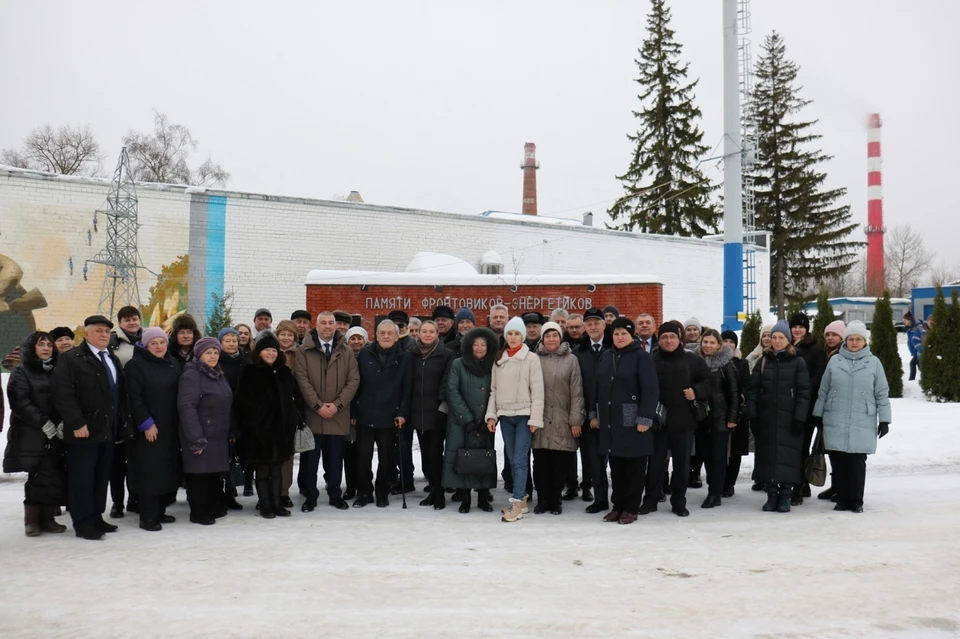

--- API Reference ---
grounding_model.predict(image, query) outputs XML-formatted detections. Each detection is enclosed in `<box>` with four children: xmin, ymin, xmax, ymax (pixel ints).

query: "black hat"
<box><xmin>84</xmin><ymin>315</ymin><xmax>114</xmax><ymax>329</ymax></box>
<box><xmin>789</xmin><ymin>312</ymin><xmax>810</xmax><ymax>331</ymax></box>
<box><xmin>290</xmin><ymin>310</ymin><xmax>312</xmax><ymax>322</ymax></box>
<box><xmin>254</xmin><ymin>308</ymin><xmax>272</xmax><ymax>321</ymax></box>
<box><xmin>720</xmin><ymin>330</ymin><xmax>739</xmax><ymax>347</ymax></box>
<box><xmin>432</xmin><ymin>305</ymin><xmax>455</xmax><ymax>321</ymax></box>
<box><xmin>333</xmin><ymin>310</ymin><xmax>353</xmax><ymax>324</ymax></box>
<box><xmin>522</xmin><ymin>312</ymin><xmax>544</xmax><ymax>326</ymax></box>
<box><xmin>602</xmin><ymin>305</ymin><xmax>620</xmax><ymax>317</ymax></box>
<box><xmin>254</xmin><ymin>330</ymin><xmax>281</xmax><ymax>354</ymax></box>
<box><xmin>610</xmin><ymin>316</ymin><xmax>635</xmax><ymax>335</ymax></box>
<box><xmin>50</xmin><ymin>326</ymin><xmax>75</xmax><ymax>342</ymax></box>
<box><xmin>658</xmin><ymin>322</ymin><xmax>681</xmax><ymax>338</ymax></box>
<box><xmin>583</xmin><ymin>308</ymin><xmax>605</xmax><ymax>322</ymax></box>
<box><xmin>388</xmin><ymin>310</ymin><xmax>409</xmax><ymax>324</ymax></box>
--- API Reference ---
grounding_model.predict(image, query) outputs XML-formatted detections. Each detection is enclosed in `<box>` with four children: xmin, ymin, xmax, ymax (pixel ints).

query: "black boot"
<box><xmin>762</xmin><ymin>486</ymin><xmax>778</xmax><ymax>512</ymax></box>
<box><xmin>224</xmin><ymin>485</ymin><xmax>243</xmax><ymax>510</ymax></box>
<box><xmin>24</xmin><ymin>504</ymin><xmax>42</xmax><ymax>537</ymax></box>
<box><xmin>434</xmin><ymin>491</ymin><xmax>446</xmax><ymax>511</ymax></box>
<box><xmin>272</xmin><ymin>477</ymin><xmax>291</xmax><ymax>517</ymax></box>
<box><xmin>243</xmin><ymin>471</ymin><xmax>255</xmax><ymax>497</ymax></box>
<box><xmin>451</xmin><ymin>489</ymin><xmax>465</xmax><ymax>502</ymax></box>
<box><xmin>777</xmin><ymin>485</ymin><xmax>793</xmax><ymax>513</ymax></box>
<box><xmin>751</xmin><ymin>480</ymin><xmax>765</xmax><ymax>492</ymax></box>
<box><xmin>818</xmin><ymin>485</ymin><xmax>837</xmax><ymax>500</ymax></box>
<box><xmin>256</xmin><ymin>478</ymin><xmax>276</xmax><ymax>519</ymax></box>
<box><xmin>477</xmin><ymin>490</ymin><xmax>493</xmax><ymax>512</ymax></box>
<box><xmin>790</xmin><ymin>484</ymin><xmax>803</xmax><ymax>506</ymax></box>
<box><xmin>459</xmin><ymin>490</ymin><xmax>471</xmax><ymax>513</ymax></box>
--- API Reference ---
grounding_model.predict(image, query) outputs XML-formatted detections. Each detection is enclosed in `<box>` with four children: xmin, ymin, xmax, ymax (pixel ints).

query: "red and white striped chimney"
<box><xmin>865</xmin><ymin>113</ymin><xmax>885</xmax><ymax>296</ymax></box>
<box><xmin>520</xmin><ymin>142</ymin><xmax>539</xmax><ymax>216</ymax></box>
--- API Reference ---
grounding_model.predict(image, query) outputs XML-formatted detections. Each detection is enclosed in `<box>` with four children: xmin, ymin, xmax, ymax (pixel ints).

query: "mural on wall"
<box><xmin>145</xmin><ymin>254</ymin><xmax>189</xmax><ymax>331</ymax></box>
<box><xmin>0</xmin><ymin>253</ymin><xmax>49</xmax><ymax>366</ymax></box>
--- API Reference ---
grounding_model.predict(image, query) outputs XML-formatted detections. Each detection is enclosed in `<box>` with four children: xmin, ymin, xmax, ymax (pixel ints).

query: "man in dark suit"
<box><xmin>575</xmin><ymin>307</ymin><xmax>613</xmax><ymax>512</ymax></box>
<box><xmin>52</xmin><ymin>315</ymin><xmax>130</xmax><ymax>540</ymax></box>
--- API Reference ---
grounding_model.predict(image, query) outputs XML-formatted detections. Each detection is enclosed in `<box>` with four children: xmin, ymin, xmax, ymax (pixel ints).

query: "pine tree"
<box><xmin>918</xmin><ymin>287</ymin><xmax>960</xmax><ymax>401</ymax></box>
<box><xmin>607</xmin><ymin>0</ymin><xmax>718</xmax><ymax>237</ymax></box>
<box><xmin>945</xmin><ymin>290</ymin><xmax>960</xmax><ymax>400</ymax></box>
<box><xmin>204</xmin><ymin>290</ymin><xmax>234</xmax><ymax>337</ymax></box>
<box><xmin>870</xmin><ymin>291</ymin><xmax>903</xmax><ymax>398</ymax></box>
<box><xmin>786</xmin><ymin>298</ymin><xmax>804</xmax><ymax>321</ymax></box>
<box><xmin>811</xmin><ymin>286</ymin><xmax>835</xmax><ymax>348</ymax></box>
<box><xmin>740</xmin><ymin>309</ymin><xmax>762</xmax><ymax>357</ymax></box>
<box><xmin>747</xmin><ymin>32</ymin><xmax>862</xmax><ymax>318</ymax></box>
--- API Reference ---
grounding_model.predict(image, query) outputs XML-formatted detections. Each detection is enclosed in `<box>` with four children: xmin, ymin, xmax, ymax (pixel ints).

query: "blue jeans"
<box><xmin>500</xmin><ymin>416</ymin><xmax>532</xmax><ymax>501</ymax></box>
<box><xmin>297</xmin><ymin>434</ymin><xmax>344</xmax><ymax>502</ymax></box>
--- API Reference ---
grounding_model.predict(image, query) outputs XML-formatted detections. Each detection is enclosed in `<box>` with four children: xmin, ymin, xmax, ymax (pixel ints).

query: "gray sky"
<box><xmin>2</xmin><ymin>1</ymin><xmax>958</xmax><ymax>269</ymax></box>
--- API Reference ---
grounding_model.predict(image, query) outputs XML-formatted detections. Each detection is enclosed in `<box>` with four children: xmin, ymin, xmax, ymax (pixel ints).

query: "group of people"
<box><xmin>1</xmin><ymin>300</ymin><xmax>893</xmax><ymax>538</ymax></box>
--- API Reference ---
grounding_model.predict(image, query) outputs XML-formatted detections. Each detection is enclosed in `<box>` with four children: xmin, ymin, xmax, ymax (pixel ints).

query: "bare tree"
<box><xmin>884</xmin><ymin>224</ymin><xmax>934</xmax><ymax>297</ymax></box>
<box><xmin>123</xmin><ymin>111</ymin><xmax>230</xmax><ymax>187</ymax></box>
<box><xmin>929</xmin><ymin>259</ymin><xmax>960</xmax><ymax>287</ymax></box>
<box><xmin>1</xmin><ymin>124</ymin><xmax>103</xmax><ymax>175</ymax></box>
<box><xmin>827</xmin><ymin>251</ymin><xmax>868</xmax><ymax>297</ymax></box>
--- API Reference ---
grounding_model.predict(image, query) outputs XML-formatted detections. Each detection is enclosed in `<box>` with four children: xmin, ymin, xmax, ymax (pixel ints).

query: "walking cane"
<box><xmin>395</xmin><ymin>418</ymin><xmax>408</xmax><ymax>509</ymax></box>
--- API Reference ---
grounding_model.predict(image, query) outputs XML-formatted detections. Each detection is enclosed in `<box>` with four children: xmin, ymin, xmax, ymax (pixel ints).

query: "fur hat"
<box><xmin>275</xmin><ymin>319</ymin><xmax>298</xmax><ymax>339</ymax></box>
<box><xmin>522</xmin><ymin>312</ymin><xmax>544</xmax><ymax>326</ymax></box>
<box><xmin>49</xmin><ymin>326</ymin><xmax>75</xmax><ymax>342</ymax></box>
<box><xmin>193</xmin><ymin>337</ymin><xmax>222</xmax><ymax>358</ymax></box>
<box><xmin>611</xmin><ymin>316</ymin><xmax>635</xmax><ymax>335</ymax></box>
<box><xmin>290</xmin><ymin>309</ymin><xmax>311</xmax><ymax>322</ymax></box>
<box><xmin>505</xmin><ymin>317</ymin><xmax>526</xmax><ymax>336</ymax></box>
<box><xmin>789</xmin><ymin>312</ymin><xmax>810</xmax><ymax>331</ymax></box>
<box><xmin>824</xmin><ymin>320</ymin><xmax>846</xmax><ymax>338</ymax></box>
<box><xmin>254</xmin><ymin>330</ymin><xmax>281</xmax><ymax>354</ymax></box>
<box><xmin>333</xmin><ymin>310</ymin><xmax>353</xmax><ymax>324</ymax></box>
<box><xmin>388</xmin><ymin>310</ymin><xmax>409</xmax><ymax>324</ymax></box>
<box><xmin>432</xmin><ymin>305</ymin><xmax>455</xmax><ymax>321</ymax></box>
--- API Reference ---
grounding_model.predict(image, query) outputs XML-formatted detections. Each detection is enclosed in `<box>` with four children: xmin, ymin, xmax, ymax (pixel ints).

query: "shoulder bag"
<box><xmin>454</xmin><ymin>448</ymin><xmax>497</xmax><ymax>477</ymax></box>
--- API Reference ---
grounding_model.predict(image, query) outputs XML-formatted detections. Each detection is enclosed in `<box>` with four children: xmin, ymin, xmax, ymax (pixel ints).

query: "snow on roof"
<box><xmin>479</xmin><ymin>210</ymin><xmax>584</xmax><ymax>227</ymax></box>
<box><xmin>305</xmin><ymin>269</ymin><xmax>661</xmax><ymax>286</ymax></box>
<box><xmin>481</xmin><ymin>250</ymin><xmax>503</xmax><ymax>265</ymax></box>
<box><xmin>404</xmin><ymin>252</ymin><xmax>477</xmax><ymax>276</ymax></box>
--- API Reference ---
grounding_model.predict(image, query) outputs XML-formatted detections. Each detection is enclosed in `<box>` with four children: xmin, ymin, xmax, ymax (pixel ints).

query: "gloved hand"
<box><xmin>464</xmin><ymin>420</ymin><xmax>477</xmax><ymax>434</ymax></box>
<box><xmin>793</xmin><ymin>420</ymin><xmax>806</xmax><ymax>436</ymax></box>
<box><xmin>878</xmin><ymin>422</ymin><xmax>889</xmax><ymax>439</ymax></box>
<box><xmin>812</xmin><ymin>415</ymin><xmax>823</xmax><ymax>428</ymax></box>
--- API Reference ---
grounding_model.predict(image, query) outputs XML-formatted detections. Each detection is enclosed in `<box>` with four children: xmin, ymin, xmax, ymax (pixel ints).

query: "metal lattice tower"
<box><xmin>86</xmin><ymin>148</ymin><xmax>146</xmax><ymax>317</ymax></box>
<box><xmin>738</xmin><ymin>0</ymin><xmax>758</xmax><ymax>313</ymax></box>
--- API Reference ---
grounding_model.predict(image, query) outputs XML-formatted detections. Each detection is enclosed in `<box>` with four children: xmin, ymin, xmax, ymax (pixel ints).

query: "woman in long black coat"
<box><xmin>409</xmin><ymin>320</ymin><xmax>455</xmax><ymax>510</ymax></box>
<box><xmin>2</xmin><ymin>332</ymin><xmax>67</xmax><ymax>536</ymax></box>
<box><xmin>789</xmin><ymin>312</ymin><xmax>827</xmax><ymax>505</ymax></box>
<box><xmin>124</xmin><ymin>327</ymin><xmax>182</xmax><ymax>531</ymax></box>
<box><xmin>748</xmin><ymin>321</ymin><xmax>811</xmax><ymax>514</ymax></box>
<box><xmin>235</xmin><ymin>331</ymin><xmax>298</xmax><ymax>519</ymax></box>
<box><xmin>697</xmin><ymin>329</ymin><xmax>740</xmax><ymax>509</ymax></box>
<box><xmin>592</xmin><ymin>318</ymin><xmax>659</xmax><ymax>525</ymax></box>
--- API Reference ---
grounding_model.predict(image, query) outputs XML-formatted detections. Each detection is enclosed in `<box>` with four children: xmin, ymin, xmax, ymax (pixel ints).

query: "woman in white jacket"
<box><xmin>486</xmin><ymin>317</ymin><xmax>545</xmax><ymax>522</ymax></box>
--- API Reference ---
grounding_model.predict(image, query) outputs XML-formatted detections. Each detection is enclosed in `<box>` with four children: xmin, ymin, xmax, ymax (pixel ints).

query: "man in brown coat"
<box><xmin>294</xmin><ymin>311</ymin><xmax>360</xmax><ymax>511</ymax></box>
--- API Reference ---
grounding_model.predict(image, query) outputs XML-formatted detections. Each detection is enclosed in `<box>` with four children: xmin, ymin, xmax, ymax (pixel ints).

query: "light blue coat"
<box><xmin>813</xmin><ymin>346</ymin><xmax>892</xmax><ymax>454</ymax></box>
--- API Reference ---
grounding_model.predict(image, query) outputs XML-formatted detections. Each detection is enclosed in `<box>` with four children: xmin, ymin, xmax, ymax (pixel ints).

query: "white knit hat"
<box><xmin>845</xmin><ymin>320</ymin><xmax>868</xmax><ymax>341</ymax></box>
<box><xmin>540</xmin><ymin>321</ymin><xmax>563</xmax><ymax>338</ymax></box>
<box><xmin>505</xmin><ymin>317</ymin><xmax>526</xmax><ymax>336</ymax></box>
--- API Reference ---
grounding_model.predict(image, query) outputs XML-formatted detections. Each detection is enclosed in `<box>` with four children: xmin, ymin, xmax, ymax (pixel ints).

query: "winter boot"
<box><xmin>501</xmin><ymin>498</ymin><xmax>524</xmax><ymax>522</ymax></box>
<box><xmin>24</xmin><ymin>504</ymin><xmax>42</xmax><ymax>537</ymax></box>
<box><xmin>272</xmin><ymin>477</ymin><xmax>291</xmax><ymax>517</ymax></box>
<box><xmin>39</xmin><ymin>506</ymin><xmax>67</xmax><ymax>533</ymax></box>
<box><xmin>243</xmin><ymin>471</ymin><xmax>255</xmax><ymax>497</ymax></box>
<box><xmin>256</xmin><ymin>478</ymin><xmax>276</xmax><ymax>519</ymax></box>
<box><xmin>477</xmin><ymin>490</ymin><xmax>493</xmax><ymax>512</ymax></box>
<box><xmin>762</xmin><ymin>486</ymin><xmax>779</xmax><ymax>512</ymax></box>
<box><xmin>459</xmin><ymin>490</ymin><xmax>471</xmax><ymax>514</ymax></box>
<box><xmin>776</xmin><ymin>485</ymin><xmax>793</xmax><ymax>513</ymax></box>
<box><xmin>790</xmin><ymin>484</ymin><xmax>804</xmax><ymax>506</ymax></box>
<box><xmin>817</xmin><ymin>485</ymin><xmax>837</xmax><ymax>501</ymax></box>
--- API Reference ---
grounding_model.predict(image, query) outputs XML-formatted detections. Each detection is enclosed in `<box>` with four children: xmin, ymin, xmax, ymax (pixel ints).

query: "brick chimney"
<box><xmin>520</xmin><ymin>142</ymin><xmax>539</xmax><ymax>216</ymax></box>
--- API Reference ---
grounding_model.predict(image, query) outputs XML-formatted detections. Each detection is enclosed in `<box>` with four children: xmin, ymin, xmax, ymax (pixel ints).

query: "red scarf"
<box><xmin>506</xmin><ymin>344</ymin><xmax>523</xmax><ymax>357</ymax></box>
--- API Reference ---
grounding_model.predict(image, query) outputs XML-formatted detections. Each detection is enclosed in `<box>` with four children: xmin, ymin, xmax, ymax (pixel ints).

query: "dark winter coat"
<box><xmin>52</xmin><ymin>341</ymin><xmax>131</xmax><ymax>444</ymax></box>
<box><xmin>3</xmin><ymin>333</ymin><xmax>61</xmax><ymax>474</ymax></box>
<box><xmin>219</xmin><ymin>350</ymin><xmax>249</xmax><ymax>392</ymax></box>
<box><xmin>295</xmin><ymin>330</ymin><xmax>360</xmax><ymax>436</ymax></box>
<box><xmin>409</xmin><ymin>340</ymin><xmax>455</xmax><ymax>432</ymax></box>
<box><xmin>235</xmin><ymin>358</ymin><xmax>298</xmax><ymax>464</ymax></box>
<box><xmin>353</xmin><ymin>342</ymin><xmax>412</xmax><ymax>429</ymax></box>
<box><xmin>747</xmin><ymin>347</ymin><xmax>811</xmax><ymax>485</ymax></box>
<box><xmin>730</xmin><ymin>356</ymin><xmax>751</xmax><ymax>457</ymax></box>
<box><xmin>651</xmin><ymin>346</ymin><xmax>713</xmax><ymax>434</ymax></box>
<box><xmin>794</xmin><ymin>333</ymin><xmax>827</xmax><ymax>420</ymax></box>
<box><xmin>124</xmin><ymin>345</ymin><xmax>183</xmax><ymax>496</ymax></box>
<box><xmin>443</xmin><ymin>328</ymin><xmax>498</xmax><ymax>490</ymax></box>
<box><xmin>177</xmin><ymin>360</ymin><xmax>233</xmax><ymax>474</ymax></box>
<box><xmin>700</xmin><ymin>346</ymin><xmax>741</xmax><ymax>433</ymax></box>
<box><xmin>443</xmin><ymin>332</ymin><xmax>463</xmax><ymax>358</ymax></box>
<box><xmin>594</xmin><ymin>341</ymin><xmax>660</xmax><ymax>459</ymax></box>
<box><xmin>573</xmin><ymin>338</ymin><xmax>611</xmax><ymax>416</ymax></box>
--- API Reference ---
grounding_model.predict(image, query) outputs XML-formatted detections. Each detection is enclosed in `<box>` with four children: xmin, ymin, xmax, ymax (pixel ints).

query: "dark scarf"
<box><xmin>417</xmin><ymin>339</ymin><xmax>439</xmax><ymax>358</ymax></box>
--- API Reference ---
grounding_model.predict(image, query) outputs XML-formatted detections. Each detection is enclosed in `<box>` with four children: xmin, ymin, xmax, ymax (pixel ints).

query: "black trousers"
<box><xmin>795</xmin><ymin>421</ymin><xmax>817</xmax><ymax>496</ymax></box>
<box><xmin>610</xmin><ymin>456</ymin><xmax>648</xmax><ymax>515</ymax></box>
<box><xmin>565</xmin><ymin>441</ymin><xmax>594</xmax><ymax>491</ymax></box>
<box><xmin>67</xmin><ymin>441</ymin><xmax>114</xmax><ymax>530</ymax></box>
<box><xmin>110</xmin><ymin>441</ymin><xmax>129</xmax><ymax>506</ymax></box>
<box><xmin>725</xmin><ymin>453</ymin><xmax>743</xmax><ymax>490</ymax></box>
<box><xmin>139</xmin><ymin>492</ymin><xmax>167</xmax><ymax>524</ymax></box>
<box><xmin>581</xmin><ymin>427</ymin><xmax>609</xmax><ymax>504</ymax></box>
<box><xmin>356</xmin><ymin>425</ymin><xmax>396</xmax><ymax>500</ymax></box>
<box><xmin>533</xmin><ymin>449</ymin><xmax>575</xmax><ymax>508</ymax></box>
<box><xmin>696</xmin><ymin>428</ymin><xmax>730</xmax><ymax>498</ymax></box>
<box><xmin>416</xmin><ymin>429</ymin><xmax>445</xmax><ymax>497</ymax></box>
<box><xmin>909</xmin><ymin>355</ymin><xmax>919</xmax><ymax>381</ymax></box>
<box><xmin>343</xmin><ymin>441</ymin><xmax>358</xmax><ymax>492</ymax></box>
<box><xmin>832</xmin><ymin>451</ymin><xmax>867</xmax><ymax>509</ymax></box>
<box><xmin>186</xmin><ymin>473</ymin><xmax>221</xmax><ymax>521</ymax></box>
<box><xmin>647</xmin><ymin>430</ymin><xmax>693</xmax><ymax>510</ymax></box>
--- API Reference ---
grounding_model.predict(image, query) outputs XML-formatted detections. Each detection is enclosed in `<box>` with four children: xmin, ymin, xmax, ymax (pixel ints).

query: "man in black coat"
<box><xmin>646</xmin><ymin>322</ymin><xmax>713</xmax><ymax>517</ymax></box>
<box><xmin>52</xmin><ymin>315</ymin><xmax>131</xmax><ymax>540</ymax></box>
<box><xmin>576</xmin><ymin>307</ymin><xmax>613</xmax><ymax>512</ymax></box>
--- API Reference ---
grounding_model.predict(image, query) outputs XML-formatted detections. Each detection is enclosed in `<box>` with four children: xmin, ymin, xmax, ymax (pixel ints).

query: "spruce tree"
<box><xmin>919</xmin><ymin>287</ymin><xmax>957</xmax><ymax>401</ymax></box>
<box><xmin>204</xmin><ymin>290</ymin><xmax>234</xmax><ymax>337</ymax></box>
<box><xmin>870</xmin><ymin>291</ymin><xmax>903</xmax><ymax>398</ymax></box>
<box><xmin>608</xmin><ymin>0</ymin><xmax>718</xmax><ymax>236</ymax></box>
<box><xmin>740</xmin><ymin>310</ymin><xmax>762</xmax><ymax>357</ymax></box>
<box><xmin>747</xmin><ymin>32</ymin><xmax>862</xmax><ymax>318</ymax></box>
<box><xmin>811</xmin><ymin>286</ymin><xmax>835</xmax><ymax>348</ymax></box>
<box><xmin>786</xmin><ymin>298</ymin><xmax>804</xmax><ymax>321</ymax></box>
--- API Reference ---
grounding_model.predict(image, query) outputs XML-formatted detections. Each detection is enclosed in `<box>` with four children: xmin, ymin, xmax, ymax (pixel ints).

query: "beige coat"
<box><xmin>294</xmin><ymin>331</ymin><xmax>360</xmax><ymax>436</ymax></box>
<box><xmin>485</xmin><ymin>344</ymin><xmax>545</xmax><ymax>428</ymax></box>
<box><xmin>532</xmin><ymin>342</ymin><xmax>585</xmax><ymax>451</ymax></box>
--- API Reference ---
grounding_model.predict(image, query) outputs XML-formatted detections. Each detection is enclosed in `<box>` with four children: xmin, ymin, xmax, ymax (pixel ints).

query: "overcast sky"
<box><xmin>2</xmin><ymin>1</ymin><xmax>957</xmax><ymax>268</ymax></box>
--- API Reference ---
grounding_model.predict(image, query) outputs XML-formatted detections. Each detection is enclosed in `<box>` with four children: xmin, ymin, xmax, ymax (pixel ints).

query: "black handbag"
<box><xmin>690</xmin><ymin>399</ymin><xmax>710</xmax><ymax>423</ymax></box>
<box><xmin>228</xmin><ymin>445</ymin><xmax>244</xmax><ymax>488</ymax></box>
<box><xmin>455</xmin><ymin>448</ymin><xmax>497</xmax><ymax>477</ymax></box>
<box><xmin>654</xmin><ymin>402</ymin><xmax>668</xmax><ymax>429</ymax></box>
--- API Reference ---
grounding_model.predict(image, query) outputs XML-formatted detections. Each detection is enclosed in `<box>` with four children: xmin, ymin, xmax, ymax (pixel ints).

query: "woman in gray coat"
<box><xmin>177</xmin><ymin>337</ymin><xmax>234</xmax><ymax>525</ymax></box>
<box><xmin>531</xmin><ymin>322</ymin><xmax>585</xmax><ymax>515</ymax></box>
<box><xmin>812</xmin><ymin>321</ymin><xmax>891</xmax><ymax>513</ymax></box>
<box><xmin>442</xmin><ymin>327</ymin><xmax>499</xmax><ymax>513</ymax></box>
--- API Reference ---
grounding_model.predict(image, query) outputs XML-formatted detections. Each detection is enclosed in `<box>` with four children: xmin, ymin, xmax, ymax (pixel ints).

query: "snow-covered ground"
<box><xmin>1</xmin><ymin>345</ymin><xmax>958</xmax><ymax>638</ymax></box>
